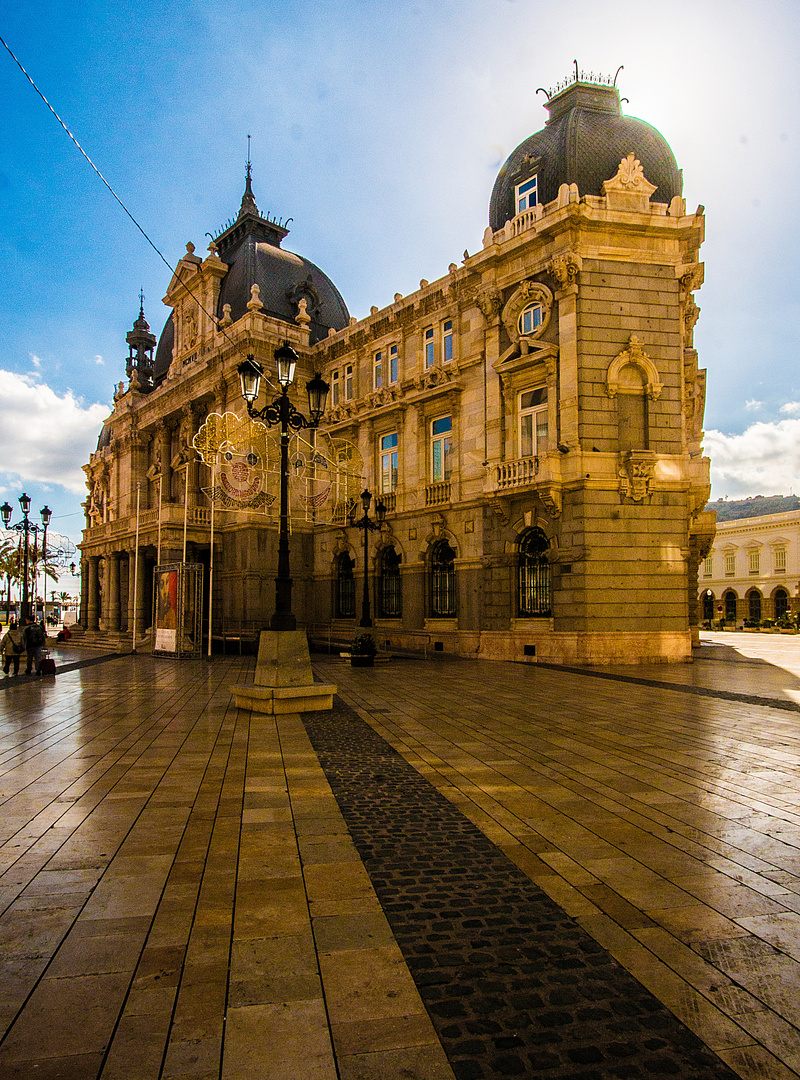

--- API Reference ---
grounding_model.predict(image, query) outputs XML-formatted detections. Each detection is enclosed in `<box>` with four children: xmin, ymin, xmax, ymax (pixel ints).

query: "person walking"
<box><xmin>22</xmin><ymin>615</ymin><xmax>46</xmax><ymax>676</ymax></box>
<box><xmin>1</xmin><ymin>620</ymin><xmax>24</xmax><ymax>676</ymax></box>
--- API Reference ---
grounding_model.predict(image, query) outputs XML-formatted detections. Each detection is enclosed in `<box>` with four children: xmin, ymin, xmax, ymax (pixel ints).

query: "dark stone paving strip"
<box><xmin>535</xmin><ymin>660</ymin><xmax>800</xmax><ymax>714</ymax></box>
<box><xmin>304</xmin><ymin>700</ymin><xmax>739</xmax><ymax>1080</ymax></box>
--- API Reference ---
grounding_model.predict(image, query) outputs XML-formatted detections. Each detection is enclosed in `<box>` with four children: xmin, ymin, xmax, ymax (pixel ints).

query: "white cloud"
<box><xmin>745</xmin><ymin>399</ymin><xmax>763</xmax><ymax>411</ymax></box>
<box><xmin>0</xmin><ymin>370</ymin><xmax>109</xmax><ymax>494</ymax></box>
<box><xmin>30</xmin><ymin>354</ymin><xmax>42</xmax><ymax>369</ymax></box>
<box><xmin>779</xmin><ymin>401</ymin><xmax>800</xmax><ymax>416</ymax></box>
<box><xmin>705</xmin><ymin>418</ymin><xmax>800</xmax><ymax>499</ymax></box>
<box><xmin>94</xmin><ymin>355</ymin><xmax>105</xmax><ymax>366</ymax></box>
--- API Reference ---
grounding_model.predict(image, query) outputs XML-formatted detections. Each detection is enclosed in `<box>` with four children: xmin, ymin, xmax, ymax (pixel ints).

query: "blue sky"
<box><xmin>2</xmin><ymin>0</ymin><xmax>799</xmax><ymax>594</ymax></box>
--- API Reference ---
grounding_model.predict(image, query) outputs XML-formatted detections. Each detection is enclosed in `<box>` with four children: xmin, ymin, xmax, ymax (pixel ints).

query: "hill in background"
<box><xmin>707</xmin><ymin>495</ymin><xmax>800</xmax><ymax>522</ymax></box>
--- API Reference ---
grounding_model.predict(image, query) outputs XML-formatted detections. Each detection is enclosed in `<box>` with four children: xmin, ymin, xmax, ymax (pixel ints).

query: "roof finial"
<box><xmin>139</xmin><ymin>288</ymin><xmax>145</xmax><ymax>315</ymax></box>
<box><xmin>238</xmin><ymin>137</ymin><xmax>259</xmax><ymax>219</ymax></box>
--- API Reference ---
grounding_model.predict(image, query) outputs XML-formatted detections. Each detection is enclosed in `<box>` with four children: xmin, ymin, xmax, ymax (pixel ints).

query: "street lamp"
<box><xmin>348</xmin><ymin>488</ymin><xmax>387</xmax><ymax>627</ymax></box>
<box><xmin>0</xmin><ymin>494</ymin><xmax>48</xmax><ymax>620</ymax></box>
<box><xmin>237</xmin><ymin>343</ymin><xmax>329</xmax><ymax>631</ymax></box>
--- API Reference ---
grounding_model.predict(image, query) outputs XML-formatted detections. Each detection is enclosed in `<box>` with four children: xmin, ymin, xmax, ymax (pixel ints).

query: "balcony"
<box><xmin>492</xmin><ymin>456</ymin><xmax>539</xmax><ymax>491</ymax></box>
<box><xmin>485</xmin><ymin>454</ymin><xmax>563</xmax><ymax>518</ymax></box>
<box><xmin>425</xmin><ymin>481</ymin><xmax>451</xmax><ymax>507</ymax></box>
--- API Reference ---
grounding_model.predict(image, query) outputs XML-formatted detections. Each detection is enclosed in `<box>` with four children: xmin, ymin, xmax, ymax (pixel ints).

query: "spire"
<box><xmin>238</xmin><ymin>137</ymin><xmax>259</xmax><ymax>219</ymax></box>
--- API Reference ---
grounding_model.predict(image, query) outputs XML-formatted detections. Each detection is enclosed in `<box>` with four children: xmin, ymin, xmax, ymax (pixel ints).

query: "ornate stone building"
<box><xmin>699</xmin><ymin>509</ymin><xmax>800</xmax><ymax>627</ymax></box>
<box><xmin>80</xmin><ymin>72</ymin><xmax>714</xmax><ymax>663</ymax></box>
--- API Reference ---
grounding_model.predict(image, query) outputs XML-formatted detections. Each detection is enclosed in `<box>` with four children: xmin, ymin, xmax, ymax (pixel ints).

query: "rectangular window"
<box><xmin>331</xmin><ymin>370</ymin><xmax>340</xmax><ymax>406</ymax></box>
<box><xmin>424</xmin><ymin>327</ymin><xmax>434</xmax><ymax>368</ymax></box>
<box><xmin>749</xmin><ymin>550</ymin><xmax>760</xmax><ymax>574</ymax></box>
<box><xmin>442</xmin><ymin>320</ymin><xmax>453</xmax><ymax>363</ymax></box>
<box><xmin>389</xmin><ymin>344</ymin><xmax>398</xmax><ymax>383</ymax></box>
<box><xmin>344</xmin><ymin>364</ymin><xmax>354</xmax><ymax>400</ymax></box>
<box><xmin>431</xmin><ymin>416</ymin><xmax>452</xmax><ymax>482</ymax></box>
<box><xmin>519</xmin><ymin>387</ymin><xmax>548</xmax><ymax>457</ymax></box>
<box><xmin>724</xmin><ymin>554</ymin><xmax>735</xmax><ymax>576</ymax></box>
<box><xmin>379</xmin><ymin>432</ymin><xmax>398</xmax><ymax>494</ymax></box>
<box><xmin>775</xmin><ymin>548</ymin><xmax>786</xmax><ymax>571</ymax></box>
<box><xmin>373</xmin><ymin>351</ymin><xmax>382</xmax><ymax>389</ymax></box>
<box><xmin>515</xmin><ymin>175</ymin><xmax>538</xmax><ymax>214</ymax></box>
<box><xmin>703</xmin><ymin>555</ymin><xmax>713</xmax><ymax>577</ymax></box>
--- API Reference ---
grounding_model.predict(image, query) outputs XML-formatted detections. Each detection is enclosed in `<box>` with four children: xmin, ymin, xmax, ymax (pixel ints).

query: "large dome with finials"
<box><xmin>154</xmin><ymin>169</ymin><xmax>350</xmax><ymax>380</ymax></box>
<box><xmin>489</xmin><ymin>67</ymin><xmax>683</xmax><ymax>232</ymax></box>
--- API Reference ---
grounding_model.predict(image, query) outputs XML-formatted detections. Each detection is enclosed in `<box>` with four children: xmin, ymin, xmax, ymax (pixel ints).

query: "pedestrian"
<box><xmin>1</xmin><ymin>620</ymin><xmax>24</xmax><ymax>676</ymax></box>
<box><xmin>22</xmin><ymin>615</ymin><xmax>46</xmax><ymax>676</ymax></box>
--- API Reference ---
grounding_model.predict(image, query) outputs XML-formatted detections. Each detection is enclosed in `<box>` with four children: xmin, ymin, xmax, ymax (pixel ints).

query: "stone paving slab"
<box><xmin>0</xmin><ymin>636</ymin><xmax>799</xmax><ymax>1078</ymax></box>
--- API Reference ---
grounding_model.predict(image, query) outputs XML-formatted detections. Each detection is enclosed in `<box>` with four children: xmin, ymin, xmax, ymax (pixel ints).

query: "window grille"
<box><xmin>336</xmin><ymin>553</ymin><xmax>355</xmax><ymax>618</ymax></box>
<box><xmin>431</xmin><ymin>539</ymin><xmax>456</xmax><ymax>617</ymax></box>
<box><xmin>379</xmin><ymin>546</ymin><xmax>402</xmax><ymax>617</ymax></box>
<box><xmin>519</xmin><ymin>528</ymin><xmax>551</xmax><ymax>617</ymax></box>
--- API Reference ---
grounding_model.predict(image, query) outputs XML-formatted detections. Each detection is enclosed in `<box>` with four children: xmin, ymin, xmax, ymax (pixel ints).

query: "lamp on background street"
<box><xmin>1</xmin><ymin>494</ymin><xmax>50</xmax><ymax>621</ymax></box>
<box><xmin>237</xmin><ymin>343</ymin><xmax>329</xmax><ymax>631</ymax></box>
<box><xmin>348</xmin><ymin>488</ymin><xmax>387</xmax><ymax>627</ymax></box>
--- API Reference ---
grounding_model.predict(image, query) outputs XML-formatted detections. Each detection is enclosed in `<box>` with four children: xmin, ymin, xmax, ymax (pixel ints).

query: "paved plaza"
<box><xmin>0</xmin><ymin>633</ymin><xmax>799</xmax><ymax>1079</ymax></box>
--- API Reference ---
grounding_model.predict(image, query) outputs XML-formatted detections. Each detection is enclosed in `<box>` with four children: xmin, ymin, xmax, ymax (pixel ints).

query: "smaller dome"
<box><xmin>153</xmin><ymin>173</ymin><xmax>350</xmax><ymax>381</ymax></box>
<box><xmin>490</xmin><ymin>79</ymin><xmax>682</xmax><ymax>231</ymax></box>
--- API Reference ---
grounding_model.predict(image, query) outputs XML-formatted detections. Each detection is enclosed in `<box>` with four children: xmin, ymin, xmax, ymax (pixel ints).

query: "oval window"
<box><xmin>519</xmin><ymin>303</ymin><xmax>543</xmax><ymax>336</ymax></box>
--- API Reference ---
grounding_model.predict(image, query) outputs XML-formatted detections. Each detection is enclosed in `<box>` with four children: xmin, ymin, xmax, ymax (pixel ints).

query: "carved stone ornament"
<box><xmin>477</xmin><ymin>287</ymin><xmax>503</xmax><ymax>323</ymax></box>
<box><xmin>548</xmin><ymin>252</ymin><xmax>582</xmax><ymax>291</ymax></box>
<box><xmin>183</xmin><ymin>305</ymin><xmax>198</xmax><ymax>348</ymax></box>
<box><xmin>618</xmin><ymin>451</ymin><xmax>656</xmax><ymax>502</ymax></box>
<box><xmin>602</xmin><ymin>154</ymin><xmax>657</xmax><ymax>211</ymax></box>
<box><xmin>535</xmin><ymin>484</ymin><xmax>562</xmax><ymax>519</ymax></box>
<box><xmin>488</xmin><ymin>495</ymin><xmax>510</xmax><ymax>526</ymax></box>
<box><xmin>606</xmin><ymin>336</ymin><xmax>663</xmax><ymax>401</ymax></box>
<box><xmin>413</xmin><ymin>367</ymin><xmax>453</xmax><ymax>392</ymax></box>
<box><xmin>501</xmin><ymin>280</ymin><xmax>554</xmax><ymax>344</ymax></box>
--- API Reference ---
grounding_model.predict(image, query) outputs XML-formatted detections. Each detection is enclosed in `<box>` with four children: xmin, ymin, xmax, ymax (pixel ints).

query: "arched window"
<box><xmin>431</xmin><ymin>540</ymin><xmax>456</xmax><ymax>617</ymax></box>
<box><xmin>519</xmin><ymin>528</ymin><xmax>551</xmax><ymax>617</ymax></box>
<box><xmin>775</xmin><ymin>588</ymin><xmax>789</xmax><ymax>620</ymax></box>
<box><xmin>336</xmin><ymin>553</ymin><xmax>355</xmax><ymax>618</ymax></box>
<box><xmin>748</xmin><ymin>591</ymin><xmax>762</xmax><ymax>623</ymax></box>
<box><xmin>724</xmin><ymin>591</ymin><xmax>737</xmax><ymax>623</ymax></box>
<box><xmin>379</xmin><ymin>546</ymin><xmax>402</xmax><ymax>618</ymax></box>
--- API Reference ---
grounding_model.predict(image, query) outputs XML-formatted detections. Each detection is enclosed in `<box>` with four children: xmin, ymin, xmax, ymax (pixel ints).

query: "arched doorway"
<box><xmin>378</xmin><ymin>545</ymin><xmax>401</xmax><ymax>618</ymax></box>
<box><xmin>430</xmin><ymin>539</ymin><xmax>456</xmax><ymax>617</ymax></box>
<box><xmin>335</xmin><ymin>552</ymin><xmax>355</xmax><ymax>618</ymax></box>
<box><xmin>724</xmin><ymin>590</ymin><xmax>737</xmax><ymax>624</ymax></box>
<box><xmin>518</xmin><ymin>528</ymin><xmax>551</xmax><ymax>617</ymax></box>
<box><xmin>774</xmin><ymin>588</ymin><xmax>789</xmax><ymax>620</ymax></box>
<box><xmin>747</xmin><ymin>590</ymin><xmax>762</xmax><ymax>623</ymax></box>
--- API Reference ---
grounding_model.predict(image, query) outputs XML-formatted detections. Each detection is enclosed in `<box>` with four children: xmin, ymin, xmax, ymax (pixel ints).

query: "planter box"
<box><xmin>350</xmin><ymin>655</ymin><xmax>375</xmax><ymax>667</ymax></box>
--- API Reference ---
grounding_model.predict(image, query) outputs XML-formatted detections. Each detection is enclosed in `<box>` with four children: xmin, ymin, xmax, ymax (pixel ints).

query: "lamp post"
<box><xmin>237</xmin><ymin>343</ymin><xmax>329</xmax><ymax>632</ymax></box>
<box><xmin>349</xmin><ymin>488</ymin><xmax>387</xmax><ymax>628</ymax></box>
<box><xmin>0</xmin><ymin>494</ymin><xmax>48</xmax><ymax>621</ymax></box>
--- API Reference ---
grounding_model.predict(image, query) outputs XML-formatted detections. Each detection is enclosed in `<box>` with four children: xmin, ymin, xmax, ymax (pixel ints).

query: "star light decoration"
<box><xmin>192</xmin><ymin>412</ymin><xmax>364</xmax><ymax>522</ymax></box>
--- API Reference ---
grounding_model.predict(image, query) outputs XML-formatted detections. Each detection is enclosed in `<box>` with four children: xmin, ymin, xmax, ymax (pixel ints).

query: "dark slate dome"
<box><xmin>489</xmin><ymin>78</ymin><xmax>682</xmax><ymax>231</ymax></box>
<box><xmin>153</xmin><ymin>173</ymin><xmax>349</xmax><ymax>381</ymax></box>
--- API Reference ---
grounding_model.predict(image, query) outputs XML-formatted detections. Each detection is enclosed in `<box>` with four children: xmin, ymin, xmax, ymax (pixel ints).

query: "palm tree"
<box><xmin>0</xmin><ymin>537</ymin><xmax>19</xmax><ymax>622</ymax></box>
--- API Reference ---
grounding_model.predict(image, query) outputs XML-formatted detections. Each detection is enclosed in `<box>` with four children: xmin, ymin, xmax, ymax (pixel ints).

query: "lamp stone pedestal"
<box><xmin>232</xmin><ymin>630</ymin><xmax>336</xmax><ymax>714</ymax></box>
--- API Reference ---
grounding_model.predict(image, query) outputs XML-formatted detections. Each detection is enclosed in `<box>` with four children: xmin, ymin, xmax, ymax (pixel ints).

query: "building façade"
<box><xmin>80</xmin><ymin>73</ymin><xmax>714</xmax><ymax>664</ymax></box>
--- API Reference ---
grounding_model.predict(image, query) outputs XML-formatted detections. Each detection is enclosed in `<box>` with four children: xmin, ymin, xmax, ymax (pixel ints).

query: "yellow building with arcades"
<box><xmin>80</xmin><ymin>71</ymin><xmax>714</xmax><ymax>665</ymax></box>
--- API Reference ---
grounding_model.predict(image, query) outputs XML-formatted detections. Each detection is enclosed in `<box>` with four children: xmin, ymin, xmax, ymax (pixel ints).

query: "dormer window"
<box><xmin>515</xmin><ymin>176</ymin><xmax>538</xmax><ymax>214</ymax></box>
<box><xmin>519</xmin><ymin>302</ymin><xmax>543</xmax><ymax>336</ymax></box>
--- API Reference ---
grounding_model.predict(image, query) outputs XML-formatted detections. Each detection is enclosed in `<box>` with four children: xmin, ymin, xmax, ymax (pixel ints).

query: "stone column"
<box><xmin>80</xmin><ymin>559</ymin><xmax>89</xmax><ymax>628</ymax></box>
<box><xmin>87</xmin><ymin>556</ymin><xmax>100</xmax><ymax>631</ymax></box>
<box><xmin>108</xmin><ymin>552</ymin><xmax>121</xmax><ymax>631</ymax></box>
